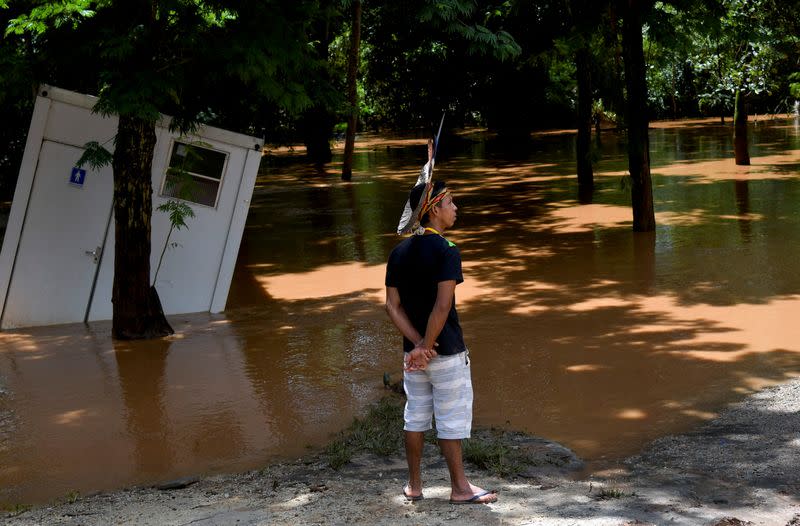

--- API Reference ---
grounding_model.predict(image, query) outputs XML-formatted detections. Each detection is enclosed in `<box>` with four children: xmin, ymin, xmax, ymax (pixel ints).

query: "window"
<box><xmin>160</xmin><ymin>141</ymin><xmax>228</xmax><ymax>207</ymax></box>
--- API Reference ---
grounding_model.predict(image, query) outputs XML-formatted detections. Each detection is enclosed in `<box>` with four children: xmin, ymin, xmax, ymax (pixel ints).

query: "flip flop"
<box><xmin>403</xmin><ymin>484</ymin><xmax>424</xmax><ymax>501</ymax></box>
<box><xmin>449</xmin><ymin>490</ymin><xmax>497</xmax><ymax>505</ymax></box>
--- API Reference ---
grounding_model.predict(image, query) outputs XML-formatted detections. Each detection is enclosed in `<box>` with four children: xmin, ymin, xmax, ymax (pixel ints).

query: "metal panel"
<box><xmin>2</xmin><ymin>86</ymin><xmax>263</xmax><ymax>327</ymax></box>
<box><xmin>88</xmin><ymin>132</ymin><xmax>250</xmax><ymax>319</ymax></box>
<box><xmin>0</xmin><ymin>95</ymin><xmax>51</xmax><ymax>326</ymax></box>
<box><xmin>210</xmin><ymin>148</ymin><xmax>262</xmax><ymax>313</ymax></box>
<box><xmin>2</xmin><ymin>141</ymin><xmax>112</xmax><ymax>328</ymax></box>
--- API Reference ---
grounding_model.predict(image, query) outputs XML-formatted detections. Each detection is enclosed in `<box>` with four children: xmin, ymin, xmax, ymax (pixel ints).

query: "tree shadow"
<box><xmin>223</xmin><ymin>116</ymin><xmax>800</xmax><ymax>486</ymax></box>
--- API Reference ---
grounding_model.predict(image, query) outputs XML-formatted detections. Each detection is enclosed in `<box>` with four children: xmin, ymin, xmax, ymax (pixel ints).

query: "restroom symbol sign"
<box><xmin>69</xmin><ymin>167</ymin><xmax>86</xmax><ymax>187</ymax></box>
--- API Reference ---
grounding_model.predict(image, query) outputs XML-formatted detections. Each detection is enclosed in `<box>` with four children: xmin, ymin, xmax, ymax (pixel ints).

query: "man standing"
<box><xmin>384</xmin><ymin>146</ymin><xmax>497</xmax><ymax>505</ymax></box>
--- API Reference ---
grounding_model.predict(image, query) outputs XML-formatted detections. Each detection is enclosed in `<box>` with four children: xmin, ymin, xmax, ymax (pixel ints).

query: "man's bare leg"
<box><xmin>439</xmin><ymin>438</ymin><xmax>497</xmax><ymax>503</ymax></box>
<box><xmin>404</xmin><ymin>431</ymin><xmax>425</xmax><ymax>498</ymax></box>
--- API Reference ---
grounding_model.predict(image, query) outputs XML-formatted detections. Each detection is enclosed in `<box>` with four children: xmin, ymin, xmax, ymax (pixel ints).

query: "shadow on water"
<box><xmin>230</xmin><ymin>115</ymin><xmax>800</xmax><ymax>459</ymax></box>
<box><xmin>1</xmin><ymin>116</ymin><xmax>799</xmax><ymax>505</ymax></box>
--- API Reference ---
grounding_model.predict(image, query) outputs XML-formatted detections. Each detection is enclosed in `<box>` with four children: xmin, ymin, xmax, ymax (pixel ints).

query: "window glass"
<box><xmin>161</xmin><ymin>141</ymin><xmax>227</xmax><ymax>207</ymax></box>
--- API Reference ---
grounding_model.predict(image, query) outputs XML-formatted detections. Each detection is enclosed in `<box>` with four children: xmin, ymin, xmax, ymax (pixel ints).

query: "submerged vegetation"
<box><xmin>462</xmin><ymin>435</ymin><xmax>529</xmax><ymax>478</ymax></box>
<box><xmin>593</xmin><ymin>487</ymin><xmax>633</xmax><ymax>500</ymax></box>
<box><xmin>325</xmin><ymin>396</ymin><xmax>405</xmax><ymax>469</ymax></box>
<box><xmin>324</xmin><ymin>395</ymin><xmax>577</xmax><ymax>479</ymax></box>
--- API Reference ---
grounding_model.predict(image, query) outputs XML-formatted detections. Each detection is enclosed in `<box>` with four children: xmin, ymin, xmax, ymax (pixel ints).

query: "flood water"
<box><xmin>2</xmin><ymin>116</ymin><xmax>800</xmax><ymax>505</ymax></box>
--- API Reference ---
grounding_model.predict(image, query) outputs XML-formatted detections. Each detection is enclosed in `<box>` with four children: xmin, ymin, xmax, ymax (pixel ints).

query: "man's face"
<box><xmin>436</xmin><ymin>193</ymin><xmax>458</xmax><ymax>228</ymax></box>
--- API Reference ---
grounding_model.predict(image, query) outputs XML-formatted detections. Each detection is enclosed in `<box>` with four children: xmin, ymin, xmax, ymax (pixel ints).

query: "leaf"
<box><xmin>76</xmin><ymin>141</ymin><xmax>113</xmax><ymax>170</ymax></box>
<box><xmin>156</xmin><ymin>200</ymin><xmax>195</xmax><ymax>231</ymax></box>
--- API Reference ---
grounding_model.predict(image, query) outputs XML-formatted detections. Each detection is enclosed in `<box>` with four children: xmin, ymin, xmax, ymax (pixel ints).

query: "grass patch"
<box><xmin>2</xmin><ymin>503</ymin><xmax>32</xmax><ymax>516</ymax></box>
<box><xmin>324</xmin><ymin>395</ymin><xmax>405</xmax><ymax>469</ymax></box>
<box><xmin>63</xmin><ymin>491</ymin><xmax>80</xmax><ymax>504</ymax></box>
<box><xmin>594</xmin><ymin>487</ymin><xmax>631</xmax><ymax>500</ymax></box>
<box><xmin>322</xmin><ymin>396</ymin><xmax>558</xmax><ymax>480</ymax></box>
<box><xmin>462</xmin><ymin>435</ymin><xmax>527</xmax><ymax>478</ymax></box>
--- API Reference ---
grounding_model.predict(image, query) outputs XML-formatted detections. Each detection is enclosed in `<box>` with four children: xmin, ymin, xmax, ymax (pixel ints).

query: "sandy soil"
<box><xmin>4</xmin><ymin>379</ymin><xmax>800</xmax><ymax>525</ymax></box>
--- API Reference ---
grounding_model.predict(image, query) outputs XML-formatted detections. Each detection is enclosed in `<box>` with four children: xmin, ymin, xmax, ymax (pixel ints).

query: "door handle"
<box><xmin>85</xmin><ymin>246</ymin><xmax>102</xmax><ymax>264</ymax></box>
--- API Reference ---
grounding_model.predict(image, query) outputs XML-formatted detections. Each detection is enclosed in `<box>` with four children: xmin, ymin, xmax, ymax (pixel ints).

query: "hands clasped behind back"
<box><xmin>404</xmin><ymin>344</ymin><xmax>438</xmax><ymax>371</ymax></box>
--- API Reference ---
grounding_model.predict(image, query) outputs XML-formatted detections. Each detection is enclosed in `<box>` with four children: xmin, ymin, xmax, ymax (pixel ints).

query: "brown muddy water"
<box><xmin>1</xmin><ymin>116</ymin><xmax>800</xmax><ymax>505</ymax></box>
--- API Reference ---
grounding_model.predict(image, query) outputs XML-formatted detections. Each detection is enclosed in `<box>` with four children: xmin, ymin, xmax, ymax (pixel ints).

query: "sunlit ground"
<box><xmin>1</xmin><ymin>115</ymin><xmax>799</xmax><ymax>505</ymax></box>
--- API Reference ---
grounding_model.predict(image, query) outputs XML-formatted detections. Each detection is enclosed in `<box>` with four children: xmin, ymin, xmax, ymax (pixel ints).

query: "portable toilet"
<box><xmin>0</xmin><ymin>85</ymin><xmax>262</xmax><ymax>329</ymax></box>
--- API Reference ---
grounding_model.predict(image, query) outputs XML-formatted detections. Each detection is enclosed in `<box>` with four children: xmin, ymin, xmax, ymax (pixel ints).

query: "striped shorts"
<box><xmin>403</xmin><ymin>350</ymin><xmax>473</xmax><ymax>439</ymax></box>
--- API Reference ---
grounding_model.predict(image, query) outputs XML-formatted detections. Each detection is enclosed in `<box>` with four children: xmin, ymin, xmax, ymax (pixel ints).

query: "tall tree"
<box><xmin>341</xmin><ymin>0</ymin><xmax>362</xmax><ymax>181</ymax></box>
<box><xmin>619</xmin><ymin>0</ymin><xmax>656</xmax><ymax>231</ymax></box>
<box><xmin>299</xmin><ymin>1</ymin><xmax>340</xmax><ymax>165</ymax></box>
<box><xmin>733</xmin><ymin>89</ymin><xmax>750</xmax><ymax>164</ymax></box>
<box><xmin>564</xmin><ymin>0</ymin><xmax>600</xmax><ymax>201</ymax></box>
<box><xmin>360</xmin><ymin>0</ymin><xmax>519</xmax><ymax>130</ymax></box>
<box><xmin>7</xmin><ymin>0</ymin><xmax>314</xmax><ymax>339</ymax></box>
<box><xmin>574</xmin><ymin>46</ymin><xmax>593</xmax><ymax>200</ymax></box>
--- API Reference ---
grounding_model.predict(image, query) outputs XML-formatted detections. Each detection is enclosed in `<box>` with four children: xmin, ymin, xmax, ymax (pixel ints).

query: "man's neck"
<box><xmin>425</xmin><ymin>220</ymin><xmax>448</xmax><ymax>235</ymax></box>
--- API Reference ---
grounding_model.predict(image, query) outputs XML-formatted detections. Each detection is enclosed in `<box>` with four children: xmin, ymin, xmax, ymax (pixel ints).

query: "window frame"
<box><xmin>159</xmin><ymin>139</ymin><xmax>230</xmax><ymax>209</ymax></box>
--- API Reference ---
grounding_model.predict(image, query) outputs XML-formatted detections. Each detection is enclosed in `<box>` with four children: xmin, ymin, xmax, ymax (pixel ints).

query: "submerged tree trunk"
<box><xmin>620</xmin><ymin>0</ymin><xmax>655</xmax><ymax>232</ymax></box>
<box><xmin>111</xmin><ymin>114</ymin><xmax>174</xmax><ymax>340</ymax></box>
<box><xmin>301</xmin><ymin>108</ymin><xmax>334</xmax><ymax>165</ymax></box>
<box><xmin>576</xmin><ymin>46</ymin><xmax>594</xmax><ymax>202</ymax></box>
<box><xmin>734</xmin><ymin>89</ymin><xmax>750</xmax><ymax>165</ymax></box>
<box><xmin>341</xmin><ymin>0</ymin><xmax>362</xmax><ymax>181</ymax></box>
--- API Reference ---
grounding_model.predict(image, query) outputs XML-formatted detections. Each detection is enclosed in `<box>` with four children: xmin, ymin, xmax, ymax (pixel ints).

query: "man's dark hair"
<box><xmin>409</xmin><ymin>181</ymin><xmax>447</xmax><ymax>226</ymax></box>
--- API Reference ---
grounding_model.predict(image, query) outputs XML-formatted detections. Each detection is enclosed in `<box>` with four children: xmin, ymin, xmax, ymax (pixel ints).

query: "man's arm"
<box><xmin>385</xmin><ymin>286</ymin><xmax>422</xmax><ymax>344</ymax></box>
<box><xmin>385</xmin><ymin>286</ymin><xmax>437</xmax><ymax>370</ymax></box>
<box><xmin>421</xmin><ymin>280</ymin><xmax>456</xmax><ymax>351</ymax></box>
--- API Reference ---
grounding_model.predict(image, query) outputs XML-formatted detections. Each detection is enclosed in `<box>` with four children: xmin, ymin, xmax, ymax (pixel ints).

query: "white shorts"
<box><xmin>403</xmin><ymin>350</ymin><xmax>473</xmax><ymax>439</ymax></box>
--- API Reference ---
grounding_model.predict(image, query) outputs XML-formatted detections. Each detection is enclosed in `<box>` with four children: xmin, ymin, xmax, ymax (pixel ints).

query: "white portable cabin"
<box><xmin>0</xmin><ymin>85</ymin><xmax>262</xmax><ymax>329</ymax></box>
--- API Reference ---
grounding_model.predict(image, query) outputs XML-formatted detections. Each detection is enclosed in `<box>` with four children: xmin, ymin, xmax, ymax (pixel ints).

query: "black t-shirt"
<box><xmin>385</xmin><ymin>233</ymin><xmax>466</xmax><ymax>355</ymax></box>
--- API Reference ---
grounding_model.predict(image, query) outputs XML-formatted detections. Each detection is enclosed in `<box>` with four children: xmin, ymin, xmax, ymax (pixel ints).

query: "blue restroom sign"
<box><xmin>69</xmin><ymin>167</ymin><xmax>86</xmax><ymax>187</ymax></box>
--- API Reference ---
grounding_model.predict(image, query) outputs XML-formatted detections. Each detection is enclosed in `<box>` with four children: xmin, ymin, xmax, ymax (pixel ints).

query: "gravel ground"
<box><xmin>4</xmin><ymin>379</ymin><xmax>800</xmax><ymax>525</ymax></box>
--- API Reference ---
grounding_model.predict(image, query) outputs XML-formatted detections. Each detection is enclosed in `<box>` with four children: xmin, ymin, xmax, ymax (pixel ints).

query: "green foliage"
<box><xmin>153</xmin><ymin>198</ymin><xmax>195</xmax><ymax>286</ymax></box>
<box><xmin>593</xmin><ymin>487</ymin><xmax>631</xmax><ymax>500</ymax></box>
<box><xmin>462</xmin><ymin>436</ymin><xmax>525</xmax><ymax>478</ymax></box>
<box><xmin>359</xmin><ymin>0</ymin><xmax>523</xmax><ymax>129</ymax></box>
<box><xmin>790</xmin><ymin>72</ymin><xmax>800</xmax><ymax>99</ymax></box>
<box><xmin>1</xmin><ymin>502</ymin><xmax>32</xmax><ymax>516</ymax></box>
<box><xmin>4</xmin><ymin>1</ymin><xmax>96</xmax><ymax>37</ymax></box>
<box><xmin>646</xmin><ymin>0</ymin><xmax>794</xmax><ymax>118</ymax></box>
<box><xmin>0</xmin><ymin>3</ymin><xmax>39</xmax><ymax>198</ymax></box>
<box><xmin>156</xmin><ymin>200</ymin><xmax>195</xmax><ymax>232</ymax></box>
<box><xmin>592</xmin><ymin>99</ymin><xmax>618</xmax><ymax>124</ymax></box>
<box><xmin>2</xmin><ymin>0</ymin><xmax>796</xmax><ymax>152</ymax></box>
<box><xmin>324</xmin><ymin>396</ymin><xmax>404</xmax><ymax>470</ymax></box>
<box><xmin>63</xmin><ymin>490</ymin><xmax>80</xmax><ymax>504</ymax></box>
<box><xmin>324</xmin><ymin>439</ymin><xmax>352</xmax><ymax>470</ymax></box>
<box><xmin>6</xmin><ymin>0</ymin><xmax>319</xmax><ymax>133</ymax></box>
<box><xmin>76</xmin><ymin>140</ymin><xmax>113</xmax><ymax>171</ymax></box>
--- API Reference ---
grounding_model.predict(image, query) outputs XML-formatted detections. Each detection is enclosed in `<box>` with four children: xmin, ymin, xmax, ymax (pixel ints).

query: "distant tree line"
<box><xmin>3</xmin><ymin>0</ymin><xmax>798</xmax><ymax>177</ymax></box>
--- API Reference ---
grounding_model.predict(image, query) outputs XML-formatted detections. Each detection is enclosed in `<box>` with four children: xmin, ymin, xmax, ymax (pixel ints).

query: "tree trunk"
<box><xmin>620</xmin><ymin>0</ymin><xmax>655</xmax><ymax>232</ymax></box>
<box><xmin>734</xmin><ymin>89</ymin><xmax>750</xmax><ymax>165</ymax></box>
<box><xmin>608</xmin><ymin>3</ymin><xmax>626</xmax><ymax>125</ymax></box>
<box><xmin>301</xmin><ymin>108</ymin><xmax>334</xmax><ymax>165</ymax></box>
<box><xmin>341</xmin><ymin>0</ymin><xmax>362</xmax><ymax>181</ymax></box>
<box><xmin>302</xmin><ymin>4</ymin><xmax>335</xmax><ymax>166</ymax></box>
<box><xmin>576</xmin><ymin>46</ymin><xmax>594</xmax><ymax>202</ymax></box>
<box><xmin>111</xmin><ymin>114</ymin><xmax>174</xmax><ymax>339</ymax></box>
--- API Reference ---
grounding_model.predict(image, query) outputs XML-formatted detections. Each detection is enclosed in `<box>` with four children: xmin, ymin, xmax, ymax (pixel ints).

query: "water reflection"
<box><xmin>115</xmin><ymin>339</ymin><xmax>172</xmax><ymax>476</ymax></box>
<box><xmin>733</xmin><ymin>179</ymin><xmax>752</xmax><ymax>241</ymax></box>
<box><xmin>1</xmin><ymin>117</ymin><xmax>799</xmax><ymax>505</ymax></box>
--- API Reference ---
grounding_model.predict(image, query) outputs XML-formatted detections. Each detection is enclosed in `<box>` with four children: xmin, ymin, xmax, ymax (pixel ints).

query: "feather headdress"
<box><xmin>396</xmin><ymin>113</ymin><xmax>446</xmax><ymax>235</ymax></box>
